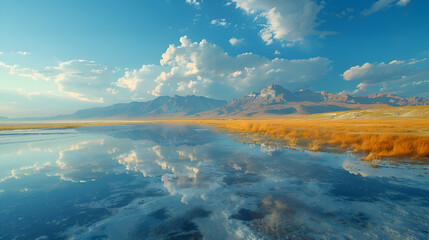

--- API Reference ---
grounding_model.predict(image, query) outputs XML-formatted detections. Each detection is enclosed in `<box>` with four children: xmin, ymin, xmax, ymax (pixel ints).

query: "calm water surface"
<box><xmin>0</xmin><ymin>124</ymin><xmax>428</xmax><ymax>239</ymax></box>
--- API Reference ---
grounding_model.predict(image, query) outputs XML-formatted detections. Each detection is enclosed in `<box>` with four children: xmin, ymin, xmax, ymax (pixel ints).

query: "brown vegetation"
<box><xmin>180</xmin><ymin>119</ymin><xmax>429</xmax><ymax>161</ymax></box>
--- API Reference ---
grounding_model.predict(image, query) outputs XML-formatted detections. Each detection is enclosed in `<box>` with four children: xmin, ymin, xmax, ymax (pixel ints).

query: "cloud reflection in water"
<box><xmin>0</xmin><ymin>124</ymin><xmax>428</xmax><ymax>239</ymax></box>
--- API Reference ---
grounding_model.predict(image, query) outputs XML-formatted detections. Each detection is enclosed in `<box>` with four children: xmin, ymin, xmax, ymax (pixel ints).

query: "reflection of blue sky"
<box><xmin>0</xmin><ymin>124</ymin><xmax>428</xmax><ymax>239</ymax></box>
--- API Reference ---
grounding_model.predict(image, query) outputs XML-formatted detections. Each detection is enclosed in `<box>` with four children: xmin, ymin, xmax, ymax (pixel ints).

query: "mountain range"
<box><xmin>10</xmin><ymin>85</ymin><xmax>429</xmax><ymax>120</ymax></box>
<box><xmin>58</xmin><ymin>95</ymin><xmax>227</xmax><ymax>119</ymax></box>
<box><xmin>197</xmin><ymin>84</ymin><xmax>429</xmax><ymax>118</ymax></box>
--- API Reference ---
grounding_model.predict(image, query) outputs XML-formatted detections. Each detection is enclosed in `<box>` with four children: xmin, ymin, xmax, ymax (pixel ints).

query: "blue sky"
<box><xmin>1</xmin><ymin>0</ymin><xmax>428</xmax><ymax>117</ymax></box>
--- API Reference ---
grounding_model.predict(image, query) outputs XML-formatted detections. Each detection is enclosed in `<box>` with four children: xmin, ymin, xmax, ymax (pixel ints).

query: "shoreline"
<box><xmin>0</xmin><ymin>120</ymin><xmax>154</xmax><ymax>131</ymax></box>
<box><xmin>1</xmin><ymin>119</ymin><xmax>428</xmax><ymax>161</ymax></box>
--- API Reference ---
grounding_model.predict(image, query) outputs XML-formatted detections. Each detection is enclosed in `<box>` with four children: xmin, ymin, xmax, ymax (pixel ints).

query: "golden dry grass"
<box><xmin>177</xmin><ymin>119</ymin><xmax>429</xmax><ymax>161</ymax></box>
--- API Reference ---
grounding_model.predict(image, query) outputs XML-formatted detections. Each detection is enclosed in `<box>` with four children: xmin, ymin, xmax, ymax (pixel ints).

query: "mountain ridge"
<box><xmin>197</xmin><ymin>84</ymin><xmax>428</xmax><ymax>117</ymax></box>
<box><xmin>61</xmin><ymin>95</ymin><xmax>227</xmax><ymax>119</ymax></box>
<box><xmin>40</xmin><ymin>84</ymin><xmax>429</xmax><ymax>120</ymax></box>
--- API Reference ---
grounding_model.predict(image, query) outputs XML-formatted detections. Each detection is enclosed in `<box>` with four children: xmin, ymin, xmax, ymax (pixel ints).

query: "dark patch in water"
<box><xmin>330</xmin><ymin>173</ymin><xmax>429</xmax><ymax>202</ymax></box>
<box><xmin>142</xmin><ymin>188</ymin><xmax>168</xmax><ymax>197</ymax></box>
<box><xmin>0</xmin><ymin>173</ymin><xmax>142</xmax><ymax>240</ymax></box>
<box><xmin>247</xmin><ymin>219</ymin><xmax>313</xmax><ymax>240</ymax></box>
<box><xmin>337</xmin><ymin>211</ymin><xmax>371</xmax><ymax>228</ymax></box>
<box><xmin>149</xmin><ymin>208</ymin><xmax>169</xmax><ymax>220</ymax></box>
<box><xmin>129</xmin><ymin>207</ymin><xmax>211</xmax><ymax>240</ymax></box>
<box><xmin>231</xmin><ymin>208</ymin><xmax>265</xmax><ymax>221</ymax></box>
<box><xmin>183</xmin><ymin>207</ymin><xmax>211</xmax><ymax>219</ymax></box>
<box><xmin>223</xmin><ymin>173</ymin><xmax>264</xmax><ymax>185</ymax></box>
<box><xmin>166</xmin><ymin>232</ymin><xmax>203</xmax><ymax>240</ymax></box>
<box><xmin>91</xmin><ymin>234</ymin><xmax>109</xmax><ymax>240</ymax></box>
<box><xmin>277</xmin><ymin>158</ymin><xmax>429</xmax><ymax>203</ymax></box>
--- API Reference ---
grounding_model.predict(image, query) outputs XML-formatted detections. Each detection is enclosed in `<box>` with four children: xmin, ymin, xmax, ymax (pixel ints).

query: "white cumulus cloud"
<box><xmin>230</xmin><ymin>0</ymin><xmax>333</xmax><ymax>45</ymax></box>
<box><xmin>229</xmin><ymin>38</ymin><xmax>244</xmax><ymax>45</ymax></box>
<box><xmin>210</xmin><ymin>18</ymin><xmax>229</xmax><ymax>27</ymax></box>
<box><xmin>0</xmin><ymin>60</ymin><xmax>125</xmax><ymax>103</ymax></box>
<box><xmin>118</xmin><ymin>36</ymin><xmax>332</xmax><ymax>100</ymax></box>
<box><xmin>342</xmin><ymin>58</ymin><xmax>429</xmax><ymax>97</ymax></box>
<box><xmin>44</xmin><ymin>60</ymin><xmax>116</xmax><ymax>102</ymax></box>
<box><xmin>116</xmin><ymin>65</ymin><xmax>160</xmax><ymax>91</ymax></box>
<box><xmin>185</xmin><ymin>0</ymin><xmax>202</xmax><ymax>7</ymax></box>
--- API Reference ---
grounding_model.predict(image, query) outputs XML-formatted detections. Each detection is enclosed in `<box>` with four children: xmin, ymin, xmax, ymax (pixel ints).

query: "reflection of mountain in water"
<box><xmin>78</xmin><ymin>124</ymin><xmax>218</xmax><ymax>146</ymax></box>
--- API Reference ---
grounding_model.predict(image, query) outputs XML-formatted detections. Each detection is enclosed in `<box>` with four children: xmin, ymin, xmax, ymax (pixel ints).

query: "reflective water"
<box><xmin>0</xmin><ymin>124</ymin><xmax>428</xmax><ymax>240</ymax></box>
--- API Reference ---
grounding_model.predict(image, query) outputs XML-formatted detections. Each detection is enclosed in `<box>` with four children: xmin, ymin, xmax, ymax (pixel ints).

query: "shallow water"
<box><xmin>0</xmin><ymin>124</ymin><xmax>428</xmax><ymax>240</ymax></box>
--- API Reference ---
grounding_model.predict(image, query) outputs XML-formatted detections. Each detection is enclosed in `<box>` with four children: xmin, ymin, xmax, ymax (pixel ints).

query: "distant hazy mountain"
<box><xmin>198</xmin><ymin>84</ymin><xmax>429</xmax><ymax>117</ymax></box>
<box><xmin>63</xmin><ymin>95</ymin><xmax>227</xmax><ymax>119</ymax></box>
<box><xmin>0</xmin><ymin>116</ymin><xmax>8</xmax><ymax>120</ymax></box>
